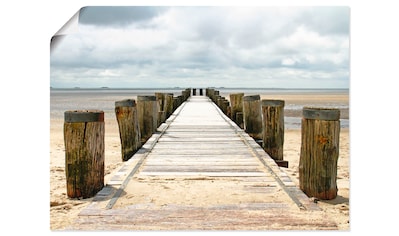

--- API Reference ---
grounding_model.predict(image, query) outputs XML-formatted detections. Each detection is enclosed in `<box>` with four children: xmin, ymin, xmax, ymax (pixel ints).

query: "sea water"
<box><xmin>50</xmin><ymin>88</ymin><xmax>349</xmax><ymax>129</ymax></box>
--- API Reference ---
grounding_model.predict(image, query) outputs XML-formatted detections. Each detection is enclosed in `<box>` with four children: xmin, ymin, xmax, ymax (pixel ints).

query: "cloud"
<box><xmin>51</xmin><ymin>6</ymin><xmax>350</xmax><ymax>88</ymax></box>
<box><xmin>299</xmin><ymin>7</ymin><xmax>350</xmax><ymax>36</ymax></box>
<box><xmin>78</xmin><ymin>6</ymin><xmax>168</xmax><ymax>27</ymax></box>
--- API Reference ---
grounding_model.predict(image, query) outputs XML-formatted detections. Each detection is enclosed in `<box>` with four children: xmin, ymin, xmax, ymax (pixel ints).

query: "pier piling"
<box><xmin>261</xmin><ymin>99</ymin><xmax>287</xmax><ymax>167</ymax></box>
<box><xmin>243</xmin><ymin>95</ymin><xmax>263</xmax><ymax>140</ymax></box>
<box><xmin>137</xmin><ymin>96</ymin><xmax>158</xmax><ymax>145</ymax></box>
<box><xmin>299</xmin><ymin>107</ymin><xmax>340</xmax><ymax>200</ymax></box>
<box><xmin>64</xmin><ymin>110</ymin><xmax>104</xmax><ymax>199</ymax></box>
<box><xmin>229</xmin><ymin>93</ymin><xmax>244</xmax><ymax>125</ymax></box>
<box><xmin>115</xmin><ymin>99</ymin><xmax>141</xmax><ymax>161</ymax></box>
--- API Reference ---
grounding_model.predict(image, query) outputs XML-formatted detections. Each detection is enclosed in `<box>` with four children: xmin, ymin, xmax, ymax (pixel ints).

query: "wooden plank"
<box><xmin>153</xmin><ymin>143</ymin><xmax>247</xmax><ymax>147</ymax></box>
<box><xmin>141</xmin><ymin>166</ymin><xmax>262</xmax><ymax>172</ymax></box>
<box><xmin>154</xmin><ymin>140</ymin><xmax>246</xmax><ymax>145</ymax></box>
<box><xmin>143</xmin><ymin>162</ymin><xmax>260</xmax><ymax>166</ymax></box>
<box><xmin>144</xmin><ymin>158</ymin><xmax>258</xmax><ymax>162</ymax></box>
<box><xmin>138</xmin><ymin>171</ymin><xmax>267</xmax><ymax>177</ymax></box>
<box><xmin>160</xmin><ymin>137</ymin><xmax>241</xmax><ymax>141</ymax></box>
<box><xmin>166</xmin><ymin>127</ymin><xmax>233</xmax><ymax>131</ymax></box>
<box><xmin>148</xmin><ymin>149</ymin><xmax>253</xmax><ymax>154</ymax></box>
<box><xmin>75</xmin><ymin>202</ymin><xmax>337</xmax><ymax>230</ymax></box>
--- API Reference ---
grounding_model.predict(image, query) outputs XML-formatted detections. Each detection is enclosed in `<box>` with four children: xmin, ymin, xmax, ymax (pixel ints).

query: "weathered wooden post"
<box><xmin>236</xmin><ymin>112</ymin><xmax>244</xmax><ymax>129</ymax></box>
<box><xmin>193</xmin><ymin>88</ymin><xmax>197</xmax><ymax>96</ymax></box>
<box><xmin>64</xmin><ymin>110</ymin><xmax>104</xmax><ymax>199</ymax></box>
<box><xmin>223</xmin><ymin>100</ymin><xmax>230</xmax><ymax>116</ymax></box>
<box><xmin>261</xmin><ymin>99</ymin><xmax>287</xmax><ymax>167</ymax></box>
<box><xmin>155</xmin><ymin>93</ymin><xmax>166</xmax><ymax>126</ymax></box>
<box><xmin>214</xmin><ymin>95</ymin><xmax>221</xmax><ymax>107</ymax></box>
<box><xmin>242</xmin><ymin>95</ymin><xmax>262</xmax><ymax>140</ymax></box>
<box><xmin>207</xmin><ymin>88</ymin><xmax>214</xmax><ymax>98</ymax></box>
<box><xmin>217</xmin><ymin>98</ymin><xmax>229</xmax><ymax>115</ymax></box>
<box><xmin>226</xmin><ymin>106</ymin><xmax>231</xmax><ymax>119</ymax></box>
<box><xmin>213</xmin><ymin>90</ymin><xmax>220</xmax><ymax>103</ymax></box>
<box><xmin>173</xmin><ymin>97</ymin><xmax>179</xmax><ymax>111</ymax></box>
<box><xmin>177</xmin><ymin>95</ymin><xmax>183</xmax><ymax>107</ymax></box>
<box><xmin>208</xmin><ymin>89</ymin><xmax>214</xmax><ymax>100</ymax></box>
<box><xmin>186</xmin><ymin>88</ymin><xmax>192</xmax><ymax>99</ymax></box>
<box><xmin>199</xmin><ymin>88</ymin><xmax>203</xmax><ymax>96</ymax></box>
<box><xmin>182</xmin><ymin>89</ymin><xmax>190</xmax><ymax>101</ymax></box>
<box><xmin>115</xmin><ymin>99</ymin><xmax>141</xmax><ymax>161</ymax></box>
<box><xmin>299</xmin><ymin>107</ymin><xmax>340</xmax><ymax>200</ymax></box>
<box><xmin>229</xmin><ymin>93</ymin><xmax>244</xmax><ymax>124</ymax></box>
<box><xmin>217</xmin><ymin>97</ymin><xmax>225</xmax><ymax>113</ymax></box>
<box><xmin>164</xmin><ymin>93</ymin><xmax>174</xmax><ymax>119</ymax></box>
<box><xmin>137</xmin><ymin>95</ymin><xmax>158</xmax><ymax>144</ymax></box>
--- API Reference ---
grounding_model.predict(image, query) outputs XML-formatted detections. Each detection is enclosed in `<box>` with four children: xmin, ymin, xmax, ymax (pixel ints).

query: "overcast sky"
<box><xmin>50</xmin><ymin>6</ymin><xmax>349</xmax><ymax>88</ymax></box>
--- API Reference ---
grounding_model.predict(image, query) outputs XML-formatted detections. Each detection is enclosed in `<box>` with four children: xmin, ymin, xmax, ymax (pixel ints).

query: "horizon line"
<box><xmin>50</xmin><ymin>87</ymin><xmax>349</xmax><ymax>90</ymax></box>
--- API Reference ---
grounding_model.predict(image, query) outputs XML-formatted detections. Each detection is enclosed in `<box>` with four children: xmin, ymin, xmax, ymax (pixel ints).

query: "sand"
<box><xmin>49</xmin><ymin>93</ymin><xmax>350</xmax><ymax>230</ymax></box>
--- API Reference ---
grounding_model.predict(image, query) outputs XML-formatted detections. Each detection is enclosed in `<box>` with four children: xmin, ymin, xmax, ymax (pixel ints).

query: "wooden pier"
<box><xmin>68</xmin><ymin>95</ymin><xmax>338</xmax><ymax>230</ymax></box>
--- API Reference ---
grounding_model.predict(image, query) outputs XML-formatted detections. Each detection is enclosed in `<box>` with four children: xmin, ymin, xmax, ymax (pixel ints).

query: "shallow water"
<box><xmin>50</xmin><ymin>88</ymin><xmax>349</xmax><ymax>129</ymax></box>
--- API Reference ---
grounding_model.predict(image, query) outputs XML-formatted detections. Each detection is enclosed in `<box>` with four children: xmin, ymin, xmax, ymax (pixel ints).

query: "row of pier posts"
<box><xmin>63</xmin><ymin>88</ymin><xmax>191</xmax><ymax>199</ymax></box>
<box><xmin>63</xmin><ymin>87</ymin><xmax>341</xmax><ymax>200</ymax></box>
<box><xmin>205</xmin><ymin>89</ymin><xmax>285</xmax><ymax>164</ymax></box>
<box><xmin>205</xmin><ymin>88</ymin><xmax>341</xmax><ymax>200</ymax></box>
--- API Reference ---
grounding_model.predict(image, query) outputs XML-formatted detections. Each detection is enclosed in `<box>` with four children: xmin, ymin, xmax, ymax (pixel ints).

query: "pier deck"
<box><xmin>70</xmin><ymin>96</ymin><xmax>337</xmax><ymax>230</ymax></box>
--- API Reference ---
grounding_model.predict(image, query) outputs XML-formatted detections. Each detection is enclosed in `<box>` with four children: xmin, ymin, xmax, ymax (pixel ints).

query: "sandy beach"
<box><xmin>49</xmin><ymin>92</ymin><xmax>349</xmax><ymax>230</ymax></box>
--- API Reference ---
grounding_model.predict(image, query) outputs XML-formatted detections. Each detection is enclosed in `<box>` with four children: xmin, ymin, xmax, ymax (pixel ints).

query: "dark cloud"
<box><xmin>79</xmin><ymin>6</ymin><xmax>167</xmax><ymax>27</ymax></box>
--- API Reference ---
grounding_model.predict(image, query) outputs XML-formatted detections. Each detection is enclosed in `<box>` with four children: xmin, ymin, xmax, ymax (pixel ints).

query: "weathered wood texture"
<box><xmin>236</xmin><ymin>111</ymin><xmax>244</xmax><ymax>129</ymax></box>
<box><xmin>217</xmin><ymin>97</ymin><xmax>229</xmax><ymax>115</ymax></box>
<box><xmin>115</xmin><ymin>99</ymin><xmax>141</xmax><ymax>161</ymax></box>
<box><xmin>64</xmin><ymin>110</ymin><xmax>104</xmax><ymax>199</ymax></box>
<box><xmin>299</xmin><ymin>107</ymin><xmax>340</xmax><ymax>200</ymax></box>
<box><xmin>243</xmin><ymin>95</ymin><xmax>262</xmax><ymax>140</ymax></box>
<box><xmin>164</xmin><ymin>93</ymin><xmax>174</xmax><ymax>119</ymax></box>
<box><xmin>182</xmin><ymin>88</ymin><xmax>191</xmax><ymax>101</ymax></box>
<box><xmin>137</xmin><ymin>96</ymin><xmax>158</xmax><ymax>144</ymax></box>
<box><xmin>206</xmin><ymin>88</ymin><xmax>213</xmax><ymax>98</ymax></box>
<box><xmin>261</xmin><ymin>99</ymin><xmax>285</xmax><ymax>161</ymax></box>
<box><xmin>229</xmin><ymin>93</ymin><xmax>244</xmax><ymax>124</ymax></box>
<box><xmin>173</xmin><ymin>97</ymin><xmax>179</xmax><ymax>111</ymax></box>
<box><xmin>74</xmin><ymin>204</ymin><xmax>337</xmax><ymax>230</ymax></box>
<box><xmin>155</xmin><ymin>93</ymin><xmax>166</xmax><ymax>125</ymax></box>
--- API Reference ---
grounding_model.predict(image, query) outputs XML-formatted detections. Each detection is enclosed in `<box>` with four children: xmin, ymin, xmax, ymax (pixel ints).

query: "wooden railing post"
<box><xmin>243</xmin><ymin>95</ymin><xmax>262</xmax><ymax>140</ymax></box>
<box><xmin>155</xmin><ymin>92</ymin><xmax>166</xmax><ymax>126</ymax></box>
<box><xmin>229</xmin><ymin>93</ymin><xmax>244</xmax><ymax>125</ymax></box>
<box><xmin>173</xmin><ymin>96</ymin><xmax>179</xmax><ymax>112</ymax></box>
<box><xmin>193</xmin><ymin>88</ymin><xmax>197</xmax><ymax>96</ymax></box>
<box><xmin>64</xmin><ymin>110</ymin><xmax>104</xmax><ymax>199</ymax></box>
<box><xmin>137</xmin><ymin>95</ymin><xmax>158</xmax><ymax>145</ymax></box>
<box><xmin>236</xmin><ymin>112</ymin><xmax>244</xmax><ymax>129</ymax></box>
<box><xmin>299</xmin><ymin>107</ymin><xmax>340</xmax><ymax>200</ymax></box>
<box><xmin>177</xmin><ymin>95</ymin><xmax>183</xmax><ymax>107</ymax></box>
<box><xmin>182</xmin><ymin>89</ymin><xmax>191</xmax><ymax>101</ymax></box>
<box><xmin>199</xmin><ymin>88</ymin><xmax>203</xmax><ymax>96</ymax></box>
<box><xmin>261</xmin><ymin>99</ymin><xmax>287</xmax><ymax>167</ymax></box>
<box><xmin>207</xmin><ymin>88</ymin><xmax>214</xmax><ymax>99</ymax></box>
<box><xmin>213</xmin><ymin>90</ymin><xmax>220</xmax><ymax>103</ymax></box>
<box><xmin>115</xmin><ymin>99</ymin><xmax>141</xmax><ymax>161</ymax></box>
<box><xmin>217</xmin><ymin>97</ymin><xmax>227</xmax><ymax>113</ymax></box>
<box><xmin>164</xmin><ymin>93</ymin><xmax>174</xmax><ymax>119</ymax></box>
